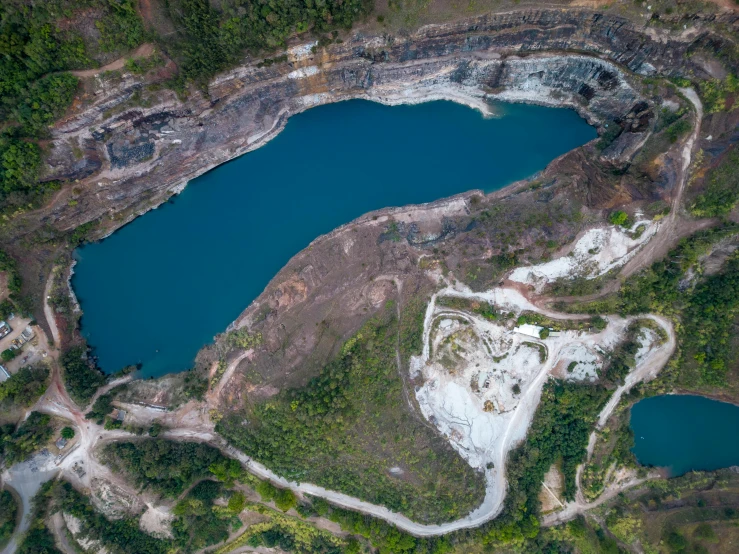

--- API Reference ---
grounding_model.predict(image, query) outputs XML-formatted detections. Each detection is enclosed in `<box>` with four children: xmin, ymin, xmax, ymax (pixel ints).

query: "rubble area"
<box><xmin>413</xmin><ymin>283</ymin><xmax>674</xmax><ymax>525</ymax></box>
<box><xmin>509</xmin><ymin>221</ymin><xmax>658</xmax><ymax>292</ymax></box>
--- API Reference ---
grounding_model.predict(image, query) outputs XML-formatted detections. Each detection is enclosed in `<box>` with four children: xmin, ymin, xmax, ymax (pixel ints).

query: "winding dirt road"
<box><xmin>208</xmin><ymin>87</ymin><xmax>703</xmax><ymax>533</ymax></box>
<box><xmin>4</xmin><ymin>87</ymin><xmax>703</xmax><ymax>547</ymax></box>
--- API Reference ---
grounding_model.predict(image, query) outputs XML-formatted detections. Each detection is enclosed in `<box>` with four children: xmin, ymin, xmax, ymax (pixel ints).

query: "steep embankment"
<box><xmin>26</xmin><ymin>8</ymin><xmax>736</xmax><ymax>240</ymax></box>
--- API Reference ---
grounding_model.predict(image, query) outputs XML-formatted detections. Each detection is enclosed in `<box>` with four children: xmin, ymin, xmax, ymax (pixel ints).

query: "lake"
<box><xmin>72</xmin><ymin>99</ymin><xmax>596</xmax><ymax>377</ymax></box>
<box><xmin>631</xmin><ymin>394</ymin><xmax>739</xmax><ymax>476</ymax></box>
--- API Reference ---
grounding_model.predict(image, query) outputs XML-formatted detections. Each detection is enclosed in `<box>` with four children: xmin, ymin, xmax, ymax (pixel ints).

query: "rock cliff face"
<box><xmin>26</xmin><ymin>7</ymin><xmax>736</xmax><ymax>242</ymax></box>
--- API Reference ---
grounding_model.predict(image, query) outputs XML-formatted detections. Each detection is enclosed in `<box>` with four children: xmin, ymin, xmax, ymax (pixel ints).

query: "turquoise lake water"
<box><xmin>631</xmin><ymin>395</ymin><xmax>739</xmax><ymax>476</ymax></box>
<box><xmin>72</xmin><ymin>99</ymin><xmax>596</xmax><ymax>377</ymax></box>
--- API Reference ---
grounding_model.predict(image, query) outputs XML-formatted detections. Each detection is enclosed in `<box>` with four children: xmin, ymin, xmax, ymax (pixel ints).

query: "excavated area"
<box><xmin>6</xmin><ymin>5</ymin><xmax>737</xmax><ymax>543</ymax></box>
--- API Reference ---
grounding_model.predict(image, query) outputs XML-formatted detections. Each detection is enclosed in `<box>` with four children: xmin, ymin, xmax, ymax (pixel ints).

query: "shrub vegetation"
<box><xmin>103</xmin><ymin>439</ymin><xmax>229</xmax><ymax>497</ymax></box>
<box><xmin>0</xmin><ymin>365</ymin><xmax>48</xmax><ymax>407</ymax></box>
<box><xmin>60</xmin><ymin>346</ymin><xmax>106</xmax><ymax>406</ymax></box>
<box><xmin>0</xmin><ymin>411</ymin><xmax>53</xmax><ymax>466</ymax></box>
<box><xmin>0</xmin><ymin>490</ymin><xmax>17</xmax><ymax>546</ymax></box>
<box><xmin>691</xmin><ymin>146</ymin><xmax>739</xmax><ymax>218</ymax></box>
<box><xmin>217</xmin><ymin>301</ymin><xmax>486</xmax><ymax>524</ymax></box>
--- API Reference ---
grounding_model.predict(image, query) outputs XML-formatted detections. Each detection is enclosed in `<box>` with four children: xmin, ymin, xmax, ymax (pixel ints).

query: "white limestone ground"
<box><xmin>63</xmin><ymin>513</ymin><xmax>108</xmax><ymax>554</ymax></box>
<box><xmin>416</xmin><ymin>304</ymin><xmax>632</xmax><ymax>473</ymax></box>
<box><xmin>509</xmin><ymin>222</ymin><xmax>658</xmax><ymax>292</ymax></box>
<box><xmin>139</xmin><ymin>503</ymin><xmax>175</xmax><ymax>538</ymax></box>
<box><xmin>635</xmin><ymin>327</ymin><xmax>662</xmax><ymax>366</ymax></box>
<box><xmin>288</xmin><ymin>65</ymin><xmax>319</xmax><ymax>79</ymax></box>
<box><xmin>559</xmin><ymin>343</ymin><xmax>601</xmax><ymax>382</ymax></box>
<box><xmin>409</xmin><ymin>279</ymin><xmax>675</xmax><ymax>530</ymax></box>
<box><xmin>286</xmin><ymin>41</ymin><xmax>318</xmax><ymax>62</ymax></box>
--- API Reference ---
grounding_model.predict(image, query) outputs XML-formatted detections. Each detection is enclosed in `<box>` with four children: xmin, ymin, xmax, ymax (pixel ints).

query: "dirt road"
<box><xmin>0</xmin><ymin>454</ymin><xmax>60</xmax><ymax>554</ymax></box>
<box><xmin>0</xmin><ymin>88</ymin><xmax>702</xmax><ymax>546</ymax></box>
<box><xmin>615</xmin><ymin>87</ymin><xmax>703</xmax><ymax>280</ymax></box>
<box><xmin>70</xmin><ymin>43</ymin><xmax>155</xmax><ymax>78</ymax></box>
<box><xmin>43</xmin><ymin>269</ymin><xmax>61</xmax><ymax>347</ymax></box>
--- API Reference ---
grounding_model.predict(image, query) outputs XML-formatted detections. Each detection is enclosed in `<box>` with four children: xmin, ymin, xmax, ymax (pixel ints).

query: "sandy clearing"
<box><xmin>85</xmin><ymin>374</ymin><xmax>134</xmax><ymax>412</ymax></box>
<box><xmin>70</xmin><ymin>43</ymin><xmax>155</xmax><ymax>78</ymax></box>
<box><xmin>209</xmin><ymin>349</ymin><xmax>253</xmax><ymax>403</ymax></box>
<box><xmin>51</xmin><ymin>512</ymin><xmax>79</xmax><ymax>554</ymax></box>
<box><xmin>594</xmin><ymin>315</ymin><xmax>674</xmax><ymax>429</ymax></box>
<box><xmin>541</xmin><ymin>316</ymin><xmax>675</xmax><ymax>527</ymax></box>
<box><xmin>404</xmin><ymin>286</ymin><xmax>674</xmax><ymax>535</ymax></box>
<box><xmin>539</xmin><ymin>464</ymin><xmax>565</xmax><ymax>513</ymax></box>
<box><xmin>139</xmin><ymin>503</ymin><xmax>174</xmax><ymax>538</ymax></box>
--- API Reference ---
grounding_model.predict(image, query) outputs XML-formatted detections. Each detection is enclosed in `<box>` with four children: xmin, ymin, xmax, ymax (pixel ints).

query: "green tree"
<box><xmin>1</xmin><ymin>411</ymin><xmax>53</xmax><ymax>465</ymax></box>
<box><xmin>61</xmin><ymin>427</ymin><xmax>75</xmax><ymax>440</ymax></box>
<box><xmin>227</xmin><ymin>491</ymin><xmax>246</xmax><ymax>514</ymax></box>
<box><xmin>693</xmin><ymin>522</ymin><xmax>716</xmax><ymax>541</ymax></box>
<box><xmin>273</xmin><ymin>488</ymin><xmax>297</xmax><ymax>512</ymax></box>
<box><xmin>0</xmin><ymin>366</ymin><xmax>48</xmax><ymax>406</ymax></box>
<box><xmin>11</xmin><ymin>73</ymin><xmax>78</xmax><ymax>135</ymax></box>
<box><xmin>0</xmin><ymin>490</ymin><xmax>17</xmax><ymax>545</ymax></box>
<box><xmin>60</xmin><ymin>347</ymin><xmax>105</xmax><ymax>406</ymax></box>
<box><xmin>608</xmin><ymin>210</ymin><xmax>630</xmax><ymax>227</ymax></box>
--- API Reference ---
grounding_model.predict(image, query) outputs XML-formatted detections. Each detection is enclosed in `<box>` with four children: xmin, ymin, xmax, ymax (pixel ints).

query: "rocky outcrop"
<box><xmin>25</xmin><ymin>8</ymin><xmax>736</xmax><ymax>242</ymax></box>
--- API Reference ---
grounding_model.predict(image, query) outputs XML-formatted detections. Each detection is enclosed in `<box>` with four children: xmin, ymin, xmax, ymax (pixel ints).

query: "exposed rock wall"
<box><xmin>29</xmin><ymin>8</ymin><xmax>737</xmax><ymax>240</ymax></box>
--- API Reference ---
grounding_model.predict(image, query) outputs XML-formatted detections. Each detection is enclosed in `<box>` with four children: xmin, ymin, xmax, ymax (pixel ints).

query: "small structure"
<box><xmin>0</xmin><ymin>364</ymin><xmax>9</xmax><ymax>382</ymax></box>
<box><xmin>140</xmin><ymin>403</ymin><xmax>167</xmax><ymax>412</ymax></box>
<box><xmin>114</xmin><ymin>409</ymin><xmax>127</xmax><ymax>422</ymax></box>
<box><xmin>10</xmin><ymin>326</ymin><xmax>34</xmax><ymax>350</ymax></box>
<box><xmin>514</xmin><ymin>323</ymin><xmax>545</xmax><ymax>338</ymax></box>
<box><xmin>55</xmin><ymin>437</ymin><xmax>68</xmax><ymax>450</ymax></box>
<box><xmin>0</xmin><ymin>321</ymin><xmax>11</xmax><ymax>339</ymax></box>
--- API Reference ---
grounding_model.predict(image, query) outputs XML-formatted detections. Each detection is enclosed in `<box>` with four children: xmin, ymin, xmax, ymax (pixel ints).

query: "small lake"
<box><xmin>73</xmin><ymin>99</ymin><xmax>596</xmax><ymax>377</ymax></box>
<box><xmin>631</xmin><ymin>394</ymin><xmax>739</xmax><ymax>476</ymax></box>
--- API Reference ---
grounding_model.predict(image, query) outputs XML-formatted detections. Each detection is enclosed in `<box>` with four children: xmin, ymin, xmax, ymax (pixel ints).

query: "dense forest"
<box><xmin>480</xmin><ymin>381</ymin><xmax>610</xmax><ymax>546</ymax></box>
<box><xmin>85</xmin><ymin>384</ymin><xmax>126</xmax><ymax>422</ymax></box>
<box><xmin>0</xmin><ymin>365</ymin><xmax>48</xmax><ymax>407</ymax></box>
<box><xmin>217</xmin><ymin>301</ymin><xmax>486</xmax><ymax>524</ymax></box>
<box><xmin>0</xmin><ymin>0</ymin><xmax>147</xmax><ymax>207</ymax></box>
<box><xmin>0</xmin><ymin>0</ymin><xmax>371</xmax><ymax>211</ymax></box>
<box><xmin>171</xmin><ymin>480</ymin><xmax>232</xmax><ymax>551</ymax></box>
<box><xmin>51</xmin><ymin>456</ymin><xmax>352</xmax><ymax>554</ymax></box>
<box><xmin>0</xmin><ymin>411</ymin><xmax>53</xmax><ymax>465</ymax></box>
<box><xmin>60</xmin><ymin>346</ymin><xmax>106</xmax><ymax>406</ymax></box>
<box><xmin>690</xmin><ymin>145</ymin><xmax>739</xmax><ymax>217</ymax></box>
<box><xmin>163</xmin><ymin>0</ymin><xmax>372</xmax><ymax>81</ymax></box>
<box><xmin>0</xmin><ymin>489</ymin><xmax>17</xmax><ymax>547</ymax></box>
<box><xmin>0</xmin><ymin>249</ymin><xmax>32</xmax><ymax>321</ymax></box>
<box><xmin>56</xmin><ymin>482</ymin><xmax>171</xmax><ymax>554</ymax></box>
<box><xmin>103</xmin><ymin>439</ymin><xmax>229</xmax><ymax>496</ymax></box>
<box><xmin>287</xmin><ymin>381</ymin><xmax>611</xmax><ymax>553</ymax></box>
